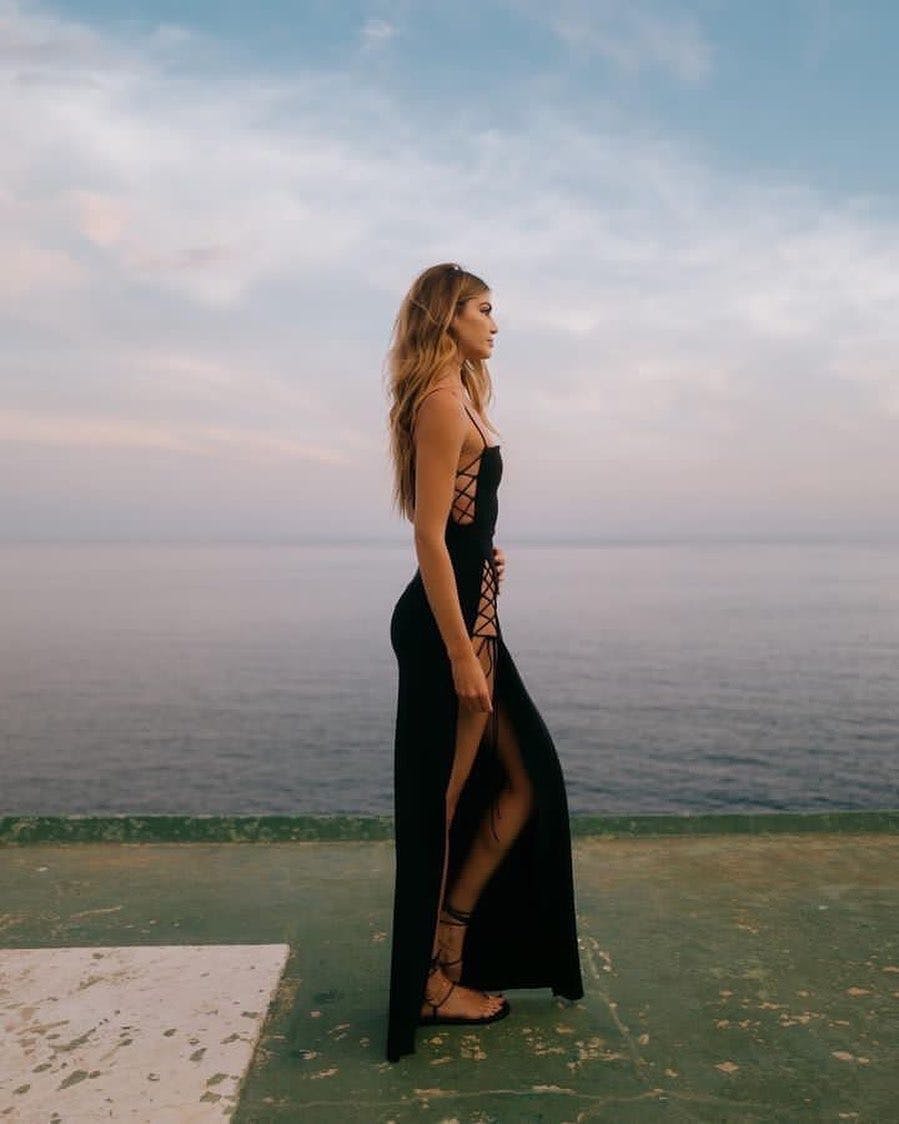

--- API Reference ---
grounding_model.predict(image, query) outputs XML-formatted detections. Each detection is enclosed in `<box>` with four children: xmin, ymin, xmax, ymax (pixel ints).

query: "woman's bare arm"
<box><xmin>413</xmin><ymin>389</ymin><xmax>473</xmax><ymax>661</ymax></box>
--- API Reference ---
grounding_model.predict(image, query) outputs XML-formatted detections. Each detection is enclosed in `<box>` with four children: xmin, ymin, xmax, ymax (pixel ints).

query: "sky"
<box><xmin>2</xmin><ymin>0</ymin><xmax>899</xmax><ymax>543</ymax></box>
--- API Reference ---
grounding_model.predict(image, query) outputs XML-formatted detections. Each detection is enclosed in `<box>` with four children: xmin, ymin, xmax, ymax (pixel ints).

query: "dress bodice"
<box><xmin>444</xmin><ymin>441</ymin><xmax>502</xmax><ymax>561</ymax></box>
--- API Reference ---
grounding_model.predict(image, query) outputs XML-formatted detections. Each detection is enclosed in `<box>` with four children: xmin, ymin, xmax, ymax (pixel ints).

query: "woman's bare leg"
<box><xmin>424</xmin><ymin>552</ymin><xmax>509</xmax><ymax>1017</ymax></box>
<box><xmin>420</xmin><ymin>698</ymin><xmax>505</xmax><ymax>1019</ymax></box>
<box><xmin>432</xmin><ymin>617</ymin><xmax>536</xmax><ymax>985</ymax></box>
<box><xmin>445</xmin><ymin>701</ymin><xmax>535</xmax><ymax>914</ymax></box>
<box><xmin>431</xmin><ymin>701</ymin><xmax>483</xmax><ymax>962</ymax></box>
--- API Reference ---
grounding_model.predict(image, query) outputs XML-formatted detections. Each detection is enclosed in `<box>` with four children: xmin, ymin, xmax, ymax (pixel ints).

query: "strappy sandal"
<box><xmin>418</xmin><ymin>955</ymin><xmax>511</xmax><ymax>1027</ymax></box>
<box><xmin>436</xmin><ymin>900</ymin><xmax>472</xmax><ymax>981</ymax></box>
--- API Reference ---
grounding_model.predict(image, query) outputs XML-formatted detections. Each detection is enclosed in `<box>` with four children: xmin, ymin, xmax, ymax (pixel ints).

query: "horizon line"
<box><xmin>4</xmin><ymin>534</ymin><xmax>899</xmax><ymax>548</ymax></box>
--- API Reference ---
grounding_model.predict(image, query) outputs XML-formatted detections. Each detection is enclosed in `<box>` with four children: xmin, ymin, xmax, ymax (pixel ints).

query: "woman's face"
<box><xmin>451</xmin><ymin>290</ymin><xmax>498</xmax><ymax>362</ymax></box>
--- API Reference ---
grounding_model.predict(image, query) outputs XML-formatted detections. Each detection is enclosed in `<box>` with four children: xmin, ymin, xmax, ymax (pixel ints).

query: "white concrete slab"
<box><xmin>0</xmin><ymin>944</ymin><xmax>289</xmax><ymax>1122</ymax></box>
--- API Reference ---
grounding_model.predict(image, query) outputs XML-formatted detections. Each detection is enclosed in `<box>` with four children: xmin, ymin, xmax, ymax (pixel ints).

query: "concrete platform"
<box><xmin>1</xmin><ymin>944</ymin><xmax>289</xmax><ymax>1121</ymax></box>
<box><xmin>1</xmin><ymin>813</ymin><xmax>897</xmax><ymax>1121</ymax></box>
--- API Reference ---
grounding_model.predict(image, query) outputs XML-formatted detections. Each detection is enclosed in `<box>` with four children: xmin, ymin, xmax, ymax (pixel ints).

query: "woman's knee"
<box><xmin>506</xmin><ymin>766</ymin><xmax>535</xmax><ymax>809</ymax></box>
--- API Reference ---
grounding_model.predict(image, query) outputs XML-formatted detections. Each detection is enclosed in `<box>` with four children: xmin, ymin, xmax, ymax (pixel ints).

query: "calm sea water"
<box><xmin>1</xmin><ymin>541</ymin><xmax>896</xmax><ymax>816</ymax></box>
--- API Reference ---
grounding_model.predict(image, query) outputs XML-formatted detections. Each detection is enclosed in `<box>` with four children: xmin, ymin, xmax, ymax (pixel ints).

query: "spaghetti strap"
<box><xmin>414</xmin><ymin>390</ymin><xmax>492</xmax><ymax>452</ymax></box>
<box><xmin>462</xmin><ymin>403</ymin><xmax>489</xmax><ymax>449</ymax></box>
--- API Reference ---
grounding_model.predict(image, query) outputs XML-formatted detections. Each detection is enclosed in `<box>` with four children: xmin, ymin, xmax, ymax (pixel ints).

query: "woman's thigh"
<box><xmin>445</xmin><ymin>641</ymin><xmax>495</xmax><ymax>816</ymax></box>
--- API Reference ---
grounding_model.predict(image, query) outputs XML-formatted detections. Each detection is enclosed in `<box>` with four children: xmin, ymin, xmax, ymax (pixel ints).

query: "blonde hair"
<box><xmin>385</xmin><ymin>262</ymin><xmax>498</xmax><ymax>522</ymax></box>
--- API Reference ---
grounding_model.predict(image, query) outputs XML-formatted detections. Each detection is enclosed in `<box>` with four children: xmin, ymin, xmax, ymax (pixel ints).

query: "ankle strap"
<box><xmin>442</xmin><ymin>900</ymin><xmax>473</xmax><ymax>924</ymax></box>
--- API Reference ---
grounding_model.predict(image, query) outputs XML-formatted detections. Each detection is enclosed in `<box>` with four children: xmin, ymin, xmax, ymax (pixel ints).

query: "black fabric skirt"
<box><xmin>385</xmin><ymin>562</ymin><xmax>584</xmax><ymax>1063</ymax></box>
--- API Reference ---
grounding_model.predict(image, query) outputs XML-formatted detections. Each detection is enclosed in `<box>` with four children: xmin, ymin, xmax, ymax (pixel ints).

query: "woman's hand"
<box><xmin>492</xmin><ymin>545</ymin><xmax>506</xmax><ymax>588</ymax></box>
<box><xmin>450</xmin><ymin>648</ymin><xmax>493</xmax><ymax>713</ymax></box>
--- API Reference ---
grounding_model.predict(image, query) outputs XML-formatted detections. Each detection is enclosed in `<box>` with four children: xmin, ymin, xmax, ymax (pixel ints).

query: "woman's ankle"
<box><xmin>442</xmin><ymin>897</ymin><xmax>474</xmax><ymax>921</ymax></box>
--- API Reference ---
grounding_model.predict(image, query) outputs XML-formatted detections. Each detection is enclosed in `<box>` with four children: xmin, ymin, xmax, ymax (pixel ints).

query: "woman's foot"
<box><xmin>436</xmin><ymin>900</ymin><xmax>472</xmax><ymax>984</ymax></box>
<box><xmin>419</xmin><ymin>961</ymin><xmax>507</xmax><ymax>1023</ymax></box>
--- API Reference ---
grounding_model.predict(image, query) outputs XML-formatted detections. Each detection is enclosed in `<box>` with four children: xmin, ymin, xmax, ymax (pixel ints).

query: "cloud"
<box><xmin>0</xmin><ymin>233</ymin><xmax>84</xmax><ymax>296</ymax></box>
<box><xmin>1</xmin><ymin>0</ymin><xmax>898</xmax><ymax>539</ymax></box>
<box><xmin>0</xmin><ymin>0</ymin><xmax>108</xmax><ymax>69</ymax></box>
<box><xmin>505</xmin><ymin>0</ymin><xmax>713</xmax><ymax>82</ymax></box>
<box><xmin>0</xmin><ymin>405</ymin><xmax>346</xmax><ymax>461</ymax></box>
<box><xmin>359</xmin><ymin>16</ymin><xmax>397</xmax><ymax>52</ymax></box>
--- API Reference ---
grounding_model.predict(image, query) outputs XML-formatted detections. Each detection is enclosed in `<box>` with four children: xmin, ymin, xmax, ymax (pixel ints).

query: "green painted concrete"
<box><xmin>1</xmin><ymin>827</ymin><xmax>897</xmax><ymax>1120</ymax></box>
<box><xmin>1</xmin><ymin>808</ymin><xmax>897</xmax><ymax>845</ymax></box>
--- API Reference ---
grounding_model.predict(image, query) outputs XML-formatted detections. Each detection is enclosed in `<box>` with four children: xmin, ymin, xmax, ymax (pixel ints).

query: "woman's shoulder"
<box><xmin>415</xmin><ymin>381</ymin><xmax>467</xmax><ymax>424</ymax></box>
<box><xmin>418</xmin><ymin>379</ymin><xmax>465</xmax><ymax>407</ymax></box>
<box><xmin>413</xmin><ymin>383</ymin><xmax>468</xmax><ymax>449</ymax></box>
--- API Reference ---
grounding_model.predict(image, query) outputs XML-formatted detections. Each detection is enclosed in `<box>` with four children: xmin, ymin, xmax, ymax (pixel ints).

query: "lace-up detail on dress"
<box><xmin>449</xmin><ymin>408</ymin><xmax>499</xmax><ymax>707</ymax></box>
<box><xmin>473</xmin><ymin>554</ymin><xmax>502</xmax><ymax>843</ymax></box>
<box><xmin>449</xmin><ymin>405</ymin><xmax>503</xmax><ymax>838</ymax></box>
<box><xmin>451</xmin><ymin>408</ymin><xmax>499</xmax><ymax>674</ymax></box>
<box><xmin>450</xmin><ymin>452</ymin><xmax>481</xmax><ymax>524</ymax></box>
<box><xmin>472</xmin><ymin>556</ymin><xmax>498</xmax><ymax>679</ymax></box>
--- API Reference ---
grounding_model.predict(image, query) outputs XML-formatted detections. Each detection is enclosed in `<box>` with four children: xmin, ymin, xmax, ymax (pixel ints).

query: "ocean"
<box><xmin>1</xmin><ymin>541</ymin><xmax>896</xmax><ymax>817</ymax></box>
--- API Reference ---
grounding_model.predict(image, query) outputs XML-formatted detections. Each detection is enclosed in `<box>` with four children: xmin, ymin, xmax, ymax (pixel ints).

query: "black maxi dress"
<box><xmin>385</xmin><ymin>402</ymin><xmax>584</xmax><ymax>1063</ymax></box>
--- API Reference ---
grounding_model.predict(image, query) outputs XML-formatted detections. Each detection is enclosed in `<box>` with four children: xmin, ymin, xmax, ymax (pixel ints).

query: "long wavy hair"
<box><xmin>385</xmin><ymin>262</ymin><xmax>499</xmax><ymax>522</ymax></box>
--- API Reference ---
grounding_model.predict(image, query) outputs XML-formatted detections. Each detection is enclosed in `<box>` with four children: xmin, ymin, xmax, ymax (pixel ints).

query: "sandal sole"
<box><xmin>418</xmin><ymin>1000</ymin><xmax>511</xmax><ymax>1027</ymax></box>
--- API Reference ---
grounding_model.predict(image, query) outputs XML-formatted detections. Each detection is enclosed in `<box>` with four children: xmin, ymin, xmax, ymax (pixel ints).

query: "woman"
<box><xmin>384</xmin><ymin>262</ymin><xmax>584</xmax><ymax>1063</ymax></box>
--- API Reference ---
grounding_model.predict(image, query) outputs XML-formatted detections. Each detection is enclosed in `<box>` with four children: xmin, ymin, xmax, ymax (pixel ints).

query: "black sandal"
<box><xmin>418</xmin><ymin>955</ymin><xmax>511</xmax><ymax>1027</ymax></box>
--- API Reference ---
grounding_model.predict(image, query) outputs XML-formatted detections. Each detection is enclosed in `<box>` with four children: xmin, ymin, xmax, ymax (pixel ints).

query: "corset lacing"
<box><xmin>449</xmin><ymin>404</ymin><xmax>502</xmax><ymax>842</ymax></box>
